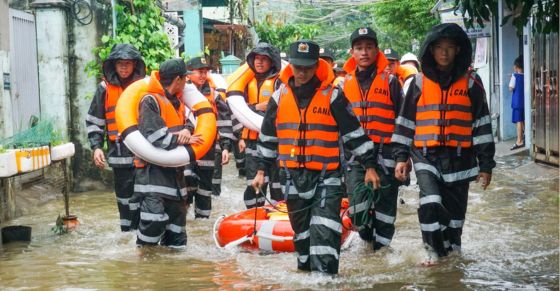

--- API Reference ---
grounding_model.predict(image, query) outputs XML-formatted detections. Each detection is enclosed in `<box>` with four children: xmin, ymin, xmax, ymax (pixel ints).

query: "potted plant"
<box><xmin>0</xmin><ymin>145</ymin><xmax>17</xmax><ymax>177</ymax></box>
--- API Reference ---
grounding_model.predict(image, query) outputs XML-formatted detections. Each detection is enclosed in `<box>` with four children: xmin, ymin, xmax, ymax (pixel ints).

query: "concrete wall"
<box><xmin>35</xmin><ymin>7</ymin><xmax>71</xmax><ymax>140</ymax></box>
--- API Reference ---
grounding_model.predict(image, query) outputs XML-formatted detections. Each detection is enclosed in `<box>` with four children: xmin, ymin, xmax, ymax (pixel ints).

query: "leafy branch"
<box><xmin>84</xmin><ymin>0</ymin><xmax>174</xmax><ymax>78</ymax></box>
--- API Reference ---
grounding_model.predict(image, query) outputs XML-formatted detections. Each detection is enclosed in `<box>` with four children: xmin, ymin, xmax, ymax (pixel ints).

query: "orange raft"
<box><xmin>213</xmin><ymin>199</ymin><xmax>353</xmax><ymax>252</ymax></box>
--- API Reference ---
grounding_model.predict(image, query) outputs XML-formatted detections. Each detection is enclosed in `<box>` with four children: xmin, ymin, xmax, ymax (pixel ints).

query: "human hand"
<box><xmin>364</xmin><ymin>167</ymin><xmax>380</xmax><ymax>190</ymax></box>
<box><xmin>187</xmin><ymin>133</ymin><xmax>204</xmax><ymax>145</ymax></box>
<box><xmin>251</xmin><ymin>170</ymin><xmax>266</xmax><ymax>192</ymax></box>
<box><xmin>255</xmin><ymin>100</ymin><xmax>269</xmax><ymax>112</ymax></box>
<box><xmin>93</xmin><ymin>148</ymin><xmax>106</xmax><ymax>169</ymax></box>
<box><xmin>173</xmin><ymin>129</ymin><xmax>191</xmax><ymax>145</ymax></box>
<box><xmin>394</xmin><ymin>162</ymin><xmax>409</xmax><ymax>182</ymax></box>
<box><xmin>221</xmin><ymin>149</ymin><xmax>230</xmax><ymax>165</ymax></box>
<box><xmin>476</xmin><ymin>172</ymin><xmax>492</xmax><ymax>190</ymax></box>
<box><xmin>238</xmin><ymin>139</ymin><xmax>246</xmax><ymax>152</ymax></box>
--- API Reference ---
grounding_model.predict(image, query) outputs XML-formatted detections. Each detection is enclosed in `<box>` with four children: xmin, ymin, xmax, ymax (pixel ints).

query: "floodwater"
<box><xmin>0</xmin><ymin>155</ymin><xmax>558</xmax><ymax>290</ymax></box>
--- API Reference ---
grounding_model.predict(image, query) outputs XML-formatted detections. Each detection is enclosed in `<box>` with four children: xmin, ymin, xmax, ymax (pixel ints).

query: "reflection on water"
<box><xmin>0</xmin><ymin>155</ymin><xmax>558</xmax><ymax>290</ymax></box>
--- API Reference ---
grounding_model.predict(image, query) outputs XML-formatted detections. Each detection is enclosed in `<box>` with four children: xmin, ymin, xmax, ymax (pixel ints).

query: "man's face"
<box><xmin>115</xmin><ymin>59</ymin><xmax>135</xmax><ymax>79</ymax></box>
<box><xmin>385</xmin><ymin>60</ymin><xmax>398</xmax><ymax>74</ymax></box>
<box><xmin>188</xmin><ymin>69</ymin><xmax>209</xmax><ymax>87</ymax></box>
<box><xmin>170</xmin><ymin>75</ymin><xmax>187</xmax><ymax>95</ymax></box>
<box><xmin>350</xmin><ymin>39</ymin><xmax>378</xmax><ymax>69</ymax></box>
<box><xmin>430</xmin><ymin>38</ymin><xmax>459</xmax><ymax>69</ymax></box>
<box><xmin>291</xmin><ymin>64</ymin><xmax>317</xmax><ymax>86</ymax></box>
<box><xmin>254</xmin><ymin>54</ymin><xmax>272</xmax><ymax>74</ymax></box>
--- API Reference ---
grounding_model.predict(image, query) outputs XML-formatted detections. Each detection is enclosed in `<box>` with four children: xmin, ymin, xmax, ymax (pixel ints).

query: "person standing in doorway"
<box><xmin>509</xmin><ymin>55</ymin><xmax>525</xmax><ymax>150</ymax></box>
<box><xmin>86</xmin><ymin>43</ymin><xmax>146</xmax><ymax>232</ymax></box>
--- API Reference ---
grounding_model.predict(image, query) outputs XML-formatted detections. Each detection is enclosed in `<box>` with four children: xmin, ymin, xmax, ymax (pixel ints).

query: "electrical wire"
<box><xmin>71</xmin><ymin>0</ymin><xmax>94</xmax><ymax>25</ymax></box>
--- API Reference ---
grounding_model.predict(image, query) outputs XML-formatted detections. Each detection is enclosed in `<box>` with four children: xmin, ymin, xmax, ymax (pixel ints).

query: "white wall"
<box><xmin>35</xmin><ymin>8</ymin><xmax>70</xmax><ymax>140</ymax></box>
<box><xmin>498</xmin><ymin>1</ymin><xmax>520</xmax><ymax>140</ymax></box>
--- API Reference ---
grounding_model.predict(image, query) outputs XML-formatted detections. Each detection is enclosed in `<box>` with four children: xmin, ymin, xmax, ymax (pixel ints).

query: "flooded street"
<box><xmin>0</xmin><ymin>154</ymin><xmax>558</xmax><ymax>290</ymax></box>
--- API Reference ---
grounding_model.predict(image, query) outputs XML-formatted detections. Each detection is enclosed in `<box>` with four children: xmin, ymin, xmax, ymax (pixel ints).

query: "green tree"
<box><xmin>368</xmin><ymin>0</ymin><xmax>439</xmax><ymax>55</ymax></box>
<box><xmin>85</xmin><ymin>0</ymin><xmax>174</xmax><ymax>78</ymax></box>
<box><xmin>456</xmin><ymin>0</ymin><xmax>558</xmax><ymax>34</ymax></box>
<box><xmin>255</xmin><ymin>20</ymin><xmax>320</xmax><ymax>53</ymax></box>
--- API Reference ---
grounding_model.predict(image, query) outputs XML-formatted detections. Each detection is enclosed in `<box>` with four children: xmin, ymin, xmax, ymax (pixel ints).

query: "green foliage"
<box><xmin>84</xmin><ymin>0</ymin><xmax>174</xmax><ymax>78</ymax></box>
<box><xmin>255</xmin><ymin>21</ymin><xmax>320</xmax><ymax>53</ymax></box>
<box><xmin>0</xmin><ymin>145</ymin><xmax>6</xmax><ymax>154</ymax></box>
<box><xmin>368</xmin><ymin>0</ymin><xmax>439</xmax><ymax>55</ymax></box>
<box><xmin>456</xmin><ymin>0</ymin><xmax>559</xmax><ymax>34</ymax></box>
<box><xmin>51</xmin><ymin>214</ymin><xmax>68</xmax><ymax>235</ymax></box>
<box><xmin>256</xmin><ymin>0</ymin><xmax>437</xmax><ymax>61</ymax></box>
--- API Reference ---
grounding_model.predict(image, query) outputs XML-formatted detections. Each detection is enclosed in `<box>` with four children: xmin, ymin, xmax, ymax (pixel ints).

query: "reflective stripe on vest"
<box><xmin>414</xmin><ymin>75</ymin><xmax>472</xmax><ymax>148</ymax></box>
<box><xmin>104</xmin><ymin>82</ymin><xmax>124</xmax><ymax>141</ymax></box>
<box><xmin>242</xmin><ymin>78</ymin><xmax>276</xmax><ymax>140</ymax></box>
<box><xmin>134</xmin><ymin>93</ymin><xmax>186</xmax><ymax>168</ymax></box>
<box><xmin>343</xmin><ymin>71</ymin><xmax>394</xmax><ymax>143</ymax></box>
<box><xmin>276</xmin><ymin>85</ymin><xmax>340</xmax><ymax>171</ymax></box>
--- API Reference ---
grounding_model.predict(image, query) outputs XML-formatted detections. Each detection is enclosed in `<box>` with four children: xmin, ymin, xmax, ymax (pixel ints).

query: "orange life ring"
<box><xmin>115</xmin><ymin>77</ymin><xmax>216</xmax><ymax>166</ymax></box>
<box><xmin>213</xmin><ymin>199</ymin><xmax>353</xmax><ymax>252</ymax></box>
<box><xmin>225</xmin><ymin>64</ymin><xmax>264</xmax><ymax>132</ymax></box>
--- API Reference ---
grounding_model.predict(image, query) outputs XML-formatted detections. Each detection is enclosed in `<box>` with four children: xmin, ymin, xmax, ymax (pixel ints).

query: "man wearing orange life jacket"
<box><xmin>384</xmin><ymin>47</ymin><xmax>419</xmax><ymax>89</ymax></box>
<box><xmin>252</xmin><ymin>40</ymin><xmax>380</xmax><ymax>275</ymax></box>
<box><xmin>341</xmin><ymin>27</ymin><xmax>405</xmax><ymax>250</ymax></box>
<box><xmin>133</xmin><ymin>58</ymin><xmax>203</xmax><ymax>247</ymax></box>
<box><xmin>226</xmin><ymin>42</ymin><xmax>283</xmax><ymax>209</ymax></box>
<box><xmin>86</xmin><ymin>44</ymin><xmax>146</xmax><ymax>232</ymax></box>
<box><xmin>183</xmin><ymin>56</ymin><xmax>235</xmax><ymax>218</ymax></box>
<box><xmin>392</xmin><ymin>23</ymin><xmax>495</xmax><ymax>265</ymax></box>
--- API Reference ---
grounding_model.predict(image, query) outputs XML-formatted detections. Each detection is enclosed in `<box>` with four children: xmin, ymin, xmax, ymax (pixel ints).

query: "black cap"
<box><xmin>350</xmin><ymin>27</ymin><xmax>378</xmax><ymax>46</ymax></box>
<box><xmin>383</xmin><ymin>48</ymin><xmax>399</xmax><ymax>60</ymax></box>
<box><xmin>289</xmin><ymin>40</ymin><xmax>320</xmax><ymax>67</ymax></box>
<box><xmin>186</xmin><ymin>56</ymin><xmax>211</xmax><ymax>70</ymax></box>
<box><xmin>159</xmin><ymin>58</ymin><xmax>188</xmax><ymax>80</ymax></box>
<box><xmin>319</xmin><ymin>47</ymin><xmax>334</xmax><ymax>61</ymax></box>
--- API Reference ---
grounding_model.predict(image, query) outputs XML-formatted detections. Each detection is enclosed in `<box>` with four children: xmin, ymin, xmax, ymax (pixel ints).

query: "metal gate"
<box><xmin>9</xmin><ymin>9</ymin><xmax>40</xmax><ymax>133</ymax></box>
<box><xmin>532</xmin><ymin>32</ymin><xmax>559</xmax><ymax>165</ymax></box>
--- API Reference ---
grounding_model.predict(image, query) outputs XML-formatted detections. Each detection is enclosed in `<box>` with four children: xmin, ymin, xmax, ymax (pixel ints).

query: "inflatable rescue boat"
<box><xmin>213</xmin><ymin>199</ymin><xmax>353</xmax><ymax>252</ymax></box>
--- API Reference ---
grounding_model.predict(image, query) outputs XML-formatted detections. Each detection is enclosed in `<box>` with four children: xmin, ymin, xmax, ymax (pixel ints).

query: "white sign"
<box><xmin>440</xmin><ymin>11</ymin><xmax>491</xmax><ymax>38</ymax></box>
<box><xmin>474</xmin><ymin>37</ymin><xmax>488</xmax><ymax>67</ymax></box>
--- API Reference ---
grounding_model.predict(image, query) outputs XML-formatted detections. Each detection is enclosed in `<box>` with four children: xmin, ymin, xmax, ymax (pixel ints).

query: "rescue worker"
<box><xmin>134</xmin><ymin>58</ymin><xmax>202</xmax><ymax>247</ymax></box>
<box><xmin>86</xmin><ymin>43</ymin><xmax>145</xmax><ymax>232</ymax></box>
<box><xmin>384</xmin><ymin>47</ymin><xmax>418</xmax><ymax>87</ymax></box>
<box><xmin>400</xmin><ymin>52</ymin><xmax>420</xmax><ymax>70</ymax></box>
<box><xmin>184</xmin><ymin>56</ymin><xmax>234</xmax><ymax>218</ymax></box>
<box><xmin>319</xmin><ymin>47</ymin><xmax>335</xmax><ymax>67</ymax></box>
<box><xmin>252</xmin><ymin>40</ymin><xmax>380</xmax><ymax>275</ymax></box>
<box><xmin>226</xmin><ymin>42</ymin><xmax>283</xmax><ymax>208</ymax></box>
<box><xmin>341</xmin><ymin>27</ymin><xmax>404</xmax><ymax>250</ymax></box>
<box><xmin>392</xmin><ymin>23</ymin><xmax>496</xmax><ymax>264</ymax></box>
<box><xmin>383</xmin><ymin>48</ymin><xmax>400</xmax><ymax>75</ymax></box>
<box><xmin>333</xmin><ymin>60</ymin><xmax>347</xmax><ymax>87</ymax></box>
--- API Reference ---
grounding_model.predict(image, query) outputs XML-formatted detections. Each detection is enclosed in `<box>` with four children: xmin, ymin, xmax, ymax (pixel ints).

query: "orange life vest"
<box><xmin>104</xmin><ymin>82</ymin><xmax>124</xmax><ymax>141</ymax></box>
<box><xmin>396</xmin><ymin>64</ymin><xmax>418</xmax><ymax>85</ymax></box>
<box><xmin>134</xmin><ymin>73</ymin><xmax>186</xmax><ymax>168</ymax></box>
<box><xmin>241</xmin><ymin>78</ymin><xmax>276</xmax><ymax>140</ymax></box>
<box><xmin>343</xmin><ymin>52</ymin><xmax>395</xmax><ymax>144</ymax></box>
<box><xmin>276</xmin><ymin>59</ymin><xmax>340</xmax><ymax>171</ymax></box>
<box><xmin>414</xmin><ymin>74</ymin><xmax>472</xmax><ymax>149</ymax></box>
